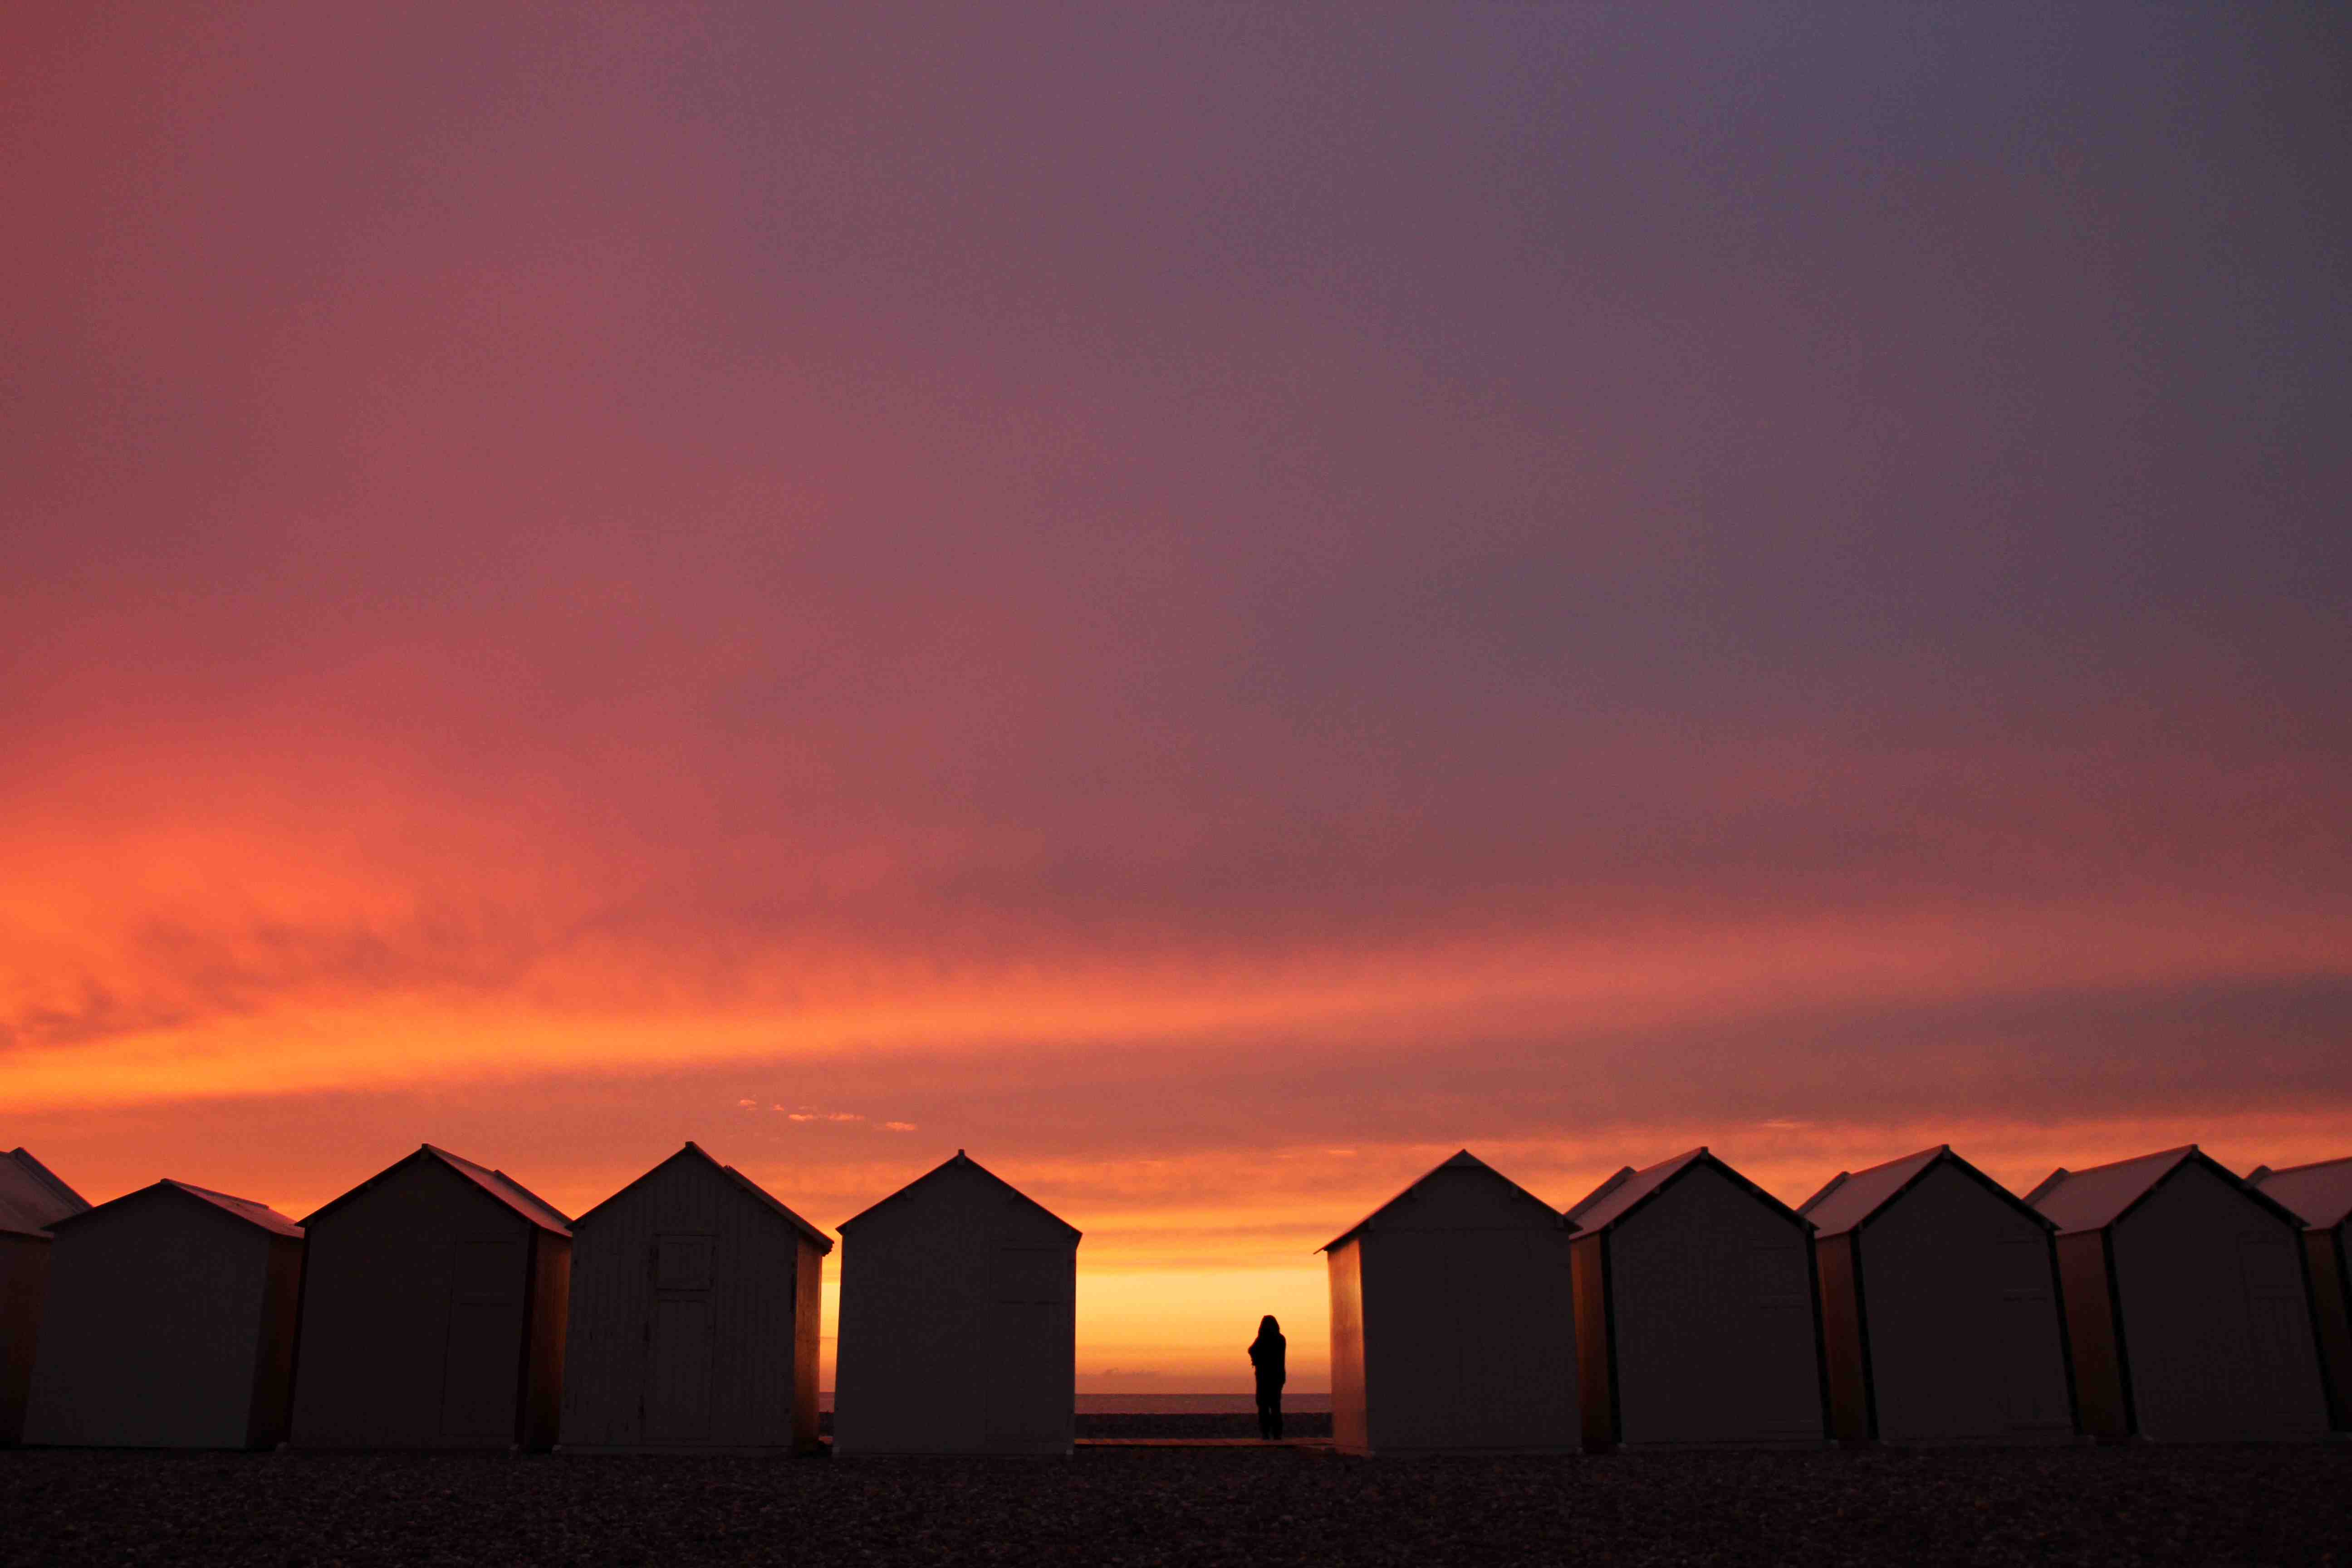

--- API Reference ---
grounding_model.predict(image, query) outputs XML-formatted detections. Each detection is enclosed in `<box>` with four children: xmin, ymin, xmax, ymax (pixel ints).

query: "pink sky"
<box><xmin>4</xmin><ymin>3</ymin><xmax>2347</xmax><ymax>1387</ymax></box>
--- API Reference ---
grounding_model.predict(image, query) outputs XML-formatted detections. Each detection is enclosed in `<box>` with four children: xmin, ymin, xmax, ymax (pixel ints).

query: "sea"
<box><xmin>818</xmin><ymin>1393</ymin><xmax>1333</xmax><ymax>1414</ymax></box>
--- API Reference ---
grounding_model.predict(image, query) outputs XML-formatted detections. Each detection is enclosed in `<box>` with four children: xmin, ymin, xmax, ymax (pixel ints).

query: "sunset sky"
<box><xmin>4</xmin><ymin>4</ymin><xmax>2347</xmax><ymax>1391</ymax></box>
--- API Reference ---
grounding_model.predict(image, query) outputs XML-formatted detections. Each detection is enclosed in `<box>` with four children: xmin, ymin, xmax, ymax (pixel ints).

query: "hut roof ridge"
<box><xmin>1319</xmin><ymin>1148</ymin><xmax>1567</xmax><ymax>1252</ymax></box>
<box><xmin>1561</xmin><ymin>1147</ymin><xmax>1705</xmax><ymax>1232</ymax></box>
<box><xmin>1796</xmin><ymin>1146</ymin><xmax>2049</xmax><ymax>1238</ymax></box>
<box><xmin>2028</xmin><ymin>1144</ymin><xmax>2300</xmax><ymax>1235</ymax></box>
<box><xmin>421</xmin><ymin>1144</ymin><xmax>574</xmax><ymax>1234</ymax></box>
<box><xmin>47</xmin><ymin>1179</ymin><xmax>305</xmax><ymax>1239</ymax></box>
<box><xmin>2025</xmin><ymin>1144</ymin><xmax>2196</xmax><ymax>1234</ymax></box>
<box><xmin>568</xmin><ymin>1143</ymin><xmax>833</xmax><ymax>1250</ymax></box>
<box><xmin>2249</xmin><ymin>1153</ymin><xmax>2352</xmax><ymax>1230</ymax></box>
<box><xmin>1563</xmin><ymin>1147</ymin><xmax>1812</xmax><ymax>1234</ymax></box>
<box><xmin>302</xmin><ymin>1144</ymin><xmax>572</xmax><ymax>1234</ymax></box>
<box><xmin>0</xmin><ymin>1146</ymin><xmax>90</xmax><ymax>1238</ymax></box>
<box><xmin>161</xmin><ymin>1180</ymin><xmax>306</xmax><ymax>1237</ymax></box>
<box><xmin>837</xmin><ymin>1150</ymin><xmax>1079</xmax><ymax>1240</ymax></box>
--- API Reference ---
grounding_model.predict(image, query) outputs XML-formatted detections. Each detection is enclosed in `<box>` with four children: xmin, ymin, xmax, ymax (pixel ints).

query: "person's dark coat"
<box><xmin>1249</xmin><ymin>1323</ymin><xmax>1287</xmax><ymax>1391</ymax></box>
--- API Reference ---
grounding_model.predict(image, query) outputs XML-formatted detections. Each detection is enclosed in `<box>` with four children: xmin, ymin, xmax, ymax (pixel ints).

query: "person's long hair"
<box><xmin>1253</xmin><ymin>1314</ymin><xmax>1283</xmax><ymax>1345</ymax></box>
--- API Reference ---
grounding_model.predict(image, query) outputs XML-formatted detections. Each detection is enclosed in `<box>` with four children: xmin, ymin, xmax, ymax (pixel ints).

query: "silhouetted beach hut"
<box><xmin>1798</xmin><ymin>1146</ymin><xmax>2073</xmax><ymax>1444</ymax></box>
<box><xmin>290</xmin><ymin>1144</ymin><xmax>572</xmax><ymax>1449</ymax></box>
<box><xmin>1564</xmin><ymin>1147</ymin><xmax>1826</xmax><ymax>1449</ymax></box>
<box><xmin>561</xmin><ymin>1142</ymin><xmax>833</xmax><ymax>1451</ymax></box>
<box><xmin>2028</xmin><ymin>1145</ymin><xmax>2326</xmax><ymax>1442</ymax></box>
<box><xmin>833</xmin><ymin>1151</ymin><xmax>1078</xmax><ymax>1455</ymax></box>
<box><xmin>2248</xmin><ymin>1155</ymin><xmax>2352</xmax><ymax>1431</ymax></box>
<box><xmin>0</xmin><ymin>1147</ymin><xmax>89</xmax><ymax>1444</ymax></box>
<box><xmin>1321</xmin><ymin>1150</ymin><xmax>1577</xmax><ymax>1454</ymax></box>
<box><xmin>23</xmin><ymin>1181</ymin><xmax>303</xmax><ymax>1448</ymax></box>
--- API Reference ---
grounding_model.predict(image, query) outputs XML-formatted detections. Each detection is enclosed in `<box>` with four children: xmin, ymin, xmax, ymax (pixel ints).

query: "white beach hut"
<box><xmin>1565</xmin><ymin>1147</ymin><xmax>1826</xmax><ymax>1449</ymax></box>
<box><xmin>2029</xmin><ymin>1145</ymin><xmax>2326</xmax><ymax>1442</ymax></box>
<box><xmin>832</xmin><ymin>1151</ymin><xmax>1078</xmax><ymax>1455</ymax></box>
<box><xmin>1322</xmin><ymin>1150</ymin><xmax>1578</xmax><ymax>1454</ymax></box>
<box><xmin>2247</xmin><ymin>1155</ymin><xmax>2352</xmax><ymax>1432</ymax></box>
<box><xmin>0</xmin><ymin>1148</ymin><xmax>90</xmax><ymax>1445</ymax></box>
<box><xmin>561</xmin><ymin>1143</ymin><xmax>833</xmax><ymax>1451</ymax></box>
<box><xmin>1799</xmin><ymin>1146</ymin><xmax>2073</xmax><ymax>1443</ymax></box>
<box><xmin>23</xmin><ymin>1181</ymin><xmax>304</xmax><ymax>1449</ymax></box>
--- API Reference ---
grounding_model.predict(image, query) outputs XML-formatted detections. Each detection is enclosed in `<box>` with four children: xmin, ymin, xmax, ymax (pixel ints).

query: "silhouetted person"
<box><xmin>1249</xmin><ymin>1314</ymin><xmax>1287</xmax><ymax>1441</ymax></box>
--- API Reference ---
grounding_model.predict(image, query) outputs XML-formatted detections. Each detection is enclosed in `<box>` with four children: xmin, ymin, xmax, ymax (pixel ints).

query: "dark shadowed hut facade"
<box><xmin>1322</xmin><ymin>1150</ymin><xmax>1578</xmax><ymax>1454</ymax></box>
<box><xmin>561</xmin><ymin>1142</ymin><xmax>832</xmax><ymax>1451</ymax></box>
<box><xmin>1799</xmin><ymin>1146</ymin><xmax>2073</xmax><ymax>1444</ymax></box>
<box><xmin>833</xmin><ymin>1151</ymin><xmax>1078</xmax><ymax>1455</ymax></box>
<box><xmin>0</xmin><ymin>1147</ymin><xmax>90</xmax><ymax>1444</ymax></box>
<box><xmin>291</xmin><ymin>1144</ymin><xmax>572</xmax><ymax>1450</ymax></box>
<box><xmin>2248</xmin><ymin>1154</ymin><xmax>2352</xmax><ymax>1432</ymax></box>
<box><xmin>1565</xmin><ymin>1147</ymin><xmax>1827</xmax><ymax>1450</ymax></box>
<box><xmin>2029</xmin><ymin>1145</ymin><xmax>2326</xmax><ymax>1442</ymax></box>
<box><xmin>24</xmin><ymin>1181</ymin><xmax>303</xmax><ymax>1448</ymax></box>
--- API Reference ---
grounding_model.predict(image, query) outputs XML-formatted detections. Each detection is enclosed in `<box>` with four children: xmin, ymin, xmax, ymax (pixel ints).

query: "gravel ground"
<box><xmin>3</xmin><ymin>1442</ymin><xmax>2345</xmax><ymax>1568</ymax></box>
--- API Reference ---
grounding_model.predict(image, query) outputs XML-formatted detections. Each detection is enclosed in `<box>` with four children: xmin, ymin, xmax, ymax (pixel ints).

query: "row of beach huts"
<box><xmin>0</xmin><ymin>1138</ymin><xmax>2347</xmax><ymax>1455</ymax></box>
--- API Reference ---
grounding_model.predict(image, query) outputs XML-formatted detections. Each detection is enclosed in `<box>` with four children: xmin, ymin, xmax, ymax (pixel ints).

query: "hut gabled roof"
<box><xmin>2025</xmin><ymin>1144</ymin><xmax>2302</xmax><ymax>1236</ymax></box>
<box><xmin>1798</xmin><ymin>1145</ymin><xmax>2052</xmax><ymax>1239</ymax></box>
<box><xmin>1320</xmin><ymin>1149</ymin><xmax>1568</xmax><ymax>1252</ymax></box>
<box><xmin>300</xmin><ymin>1144</ymin><xmax>572</xmax><ymax>1235</ymax></box>
<box><xmin>54</xmin><ymin>1179</ymin><xmax>304</xmax><ymax>1239</ymax></box>
<box><xmin>0</xmin><ymin>1146</ymin><xmax>90</xmax><ymax>1238</ymax></box>
<box><xmin>1564</xmin><ymin>1147</ymin><xmax>1811</xmax><ymax>1235</ymax></box>
<box><xmin>573</xmin><ymin>1142</ymin><xmax>833</xmax><ymax>1253</ymax></box>
<box><xmin>2248</xmin><ymin>1155</ymin><xmax>2352</xmax><ymax>1230</ymax></box>
<box><xmin>837</xmin><ymin>1150</ymin><xmax>1079</xmax><ymax>1241</ymax></box>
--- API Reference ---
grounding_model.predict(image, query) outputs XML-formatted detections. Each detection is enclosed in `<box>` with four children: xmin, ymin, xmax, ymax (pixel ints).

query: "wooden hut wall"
<box><xmin>0</xmin><ymin>1233</ymin><xmax>53</xmax><ymax>1445</ymax></box>
<box><xmin>1850</xmin><ymin>1161</ymin><xmax>2072</xmax><ymax>1443</ymax></box>
<box><xmin>2305</xmin><ymin>1225</ymin><xmax>2352</xmax><ymax>1431</ymax></box>
<box><xmin>1813</xmin><ymin>1231</ymin><xmax>1870</xmax><ymax>1442</ymax></box>
<box><xmin>292</xmin><ymin>1158</ymin><xmax>565</xmax><ymax>1449</ymax></box>
<box><xmin>793</xmin><ymin>1226</ymin><xmax>821</xmax><ymax>1452</ymax></box>
<box><xmin>1591</xmin><ymin>1164</ymin><xmax>1824</xmax><ymax>1446</ymax></box>
<box><xmin>2052</xmin><ymin>1229</ymin><xmax>2131</xmax><ymax>1441</ymax></box>
<box><xmin>1569</xmin><ymin>1231</ymin><xmax>1615</xmax><ymax>1451</ymax></box>
<box><xmin>24</xmin><ymin>1193</ymin><xmax>301</xmax><ymax>1448</ymax></box>
<box><xmin>562</xmin><ymin>1154</ymin><xmax>824</xmax><ymax>1450</ymax></box>
<box><xmin>1325</xmin><ymin>1237</ymin><xmax>1367</xmax><ymax>1453</ymax></box>
<box><xmin>834</xmin><ymin>1167</ymin><xmax>1076</xmax><ymax>1455</ymax></box>
<box><xmin>1345</xmin><ymin>1183</ymin><xmax>1575</xmax><ymax>1452</ymax></box>
<box><xmin>2107</xmin><ymin>1163</ymin><xmax>2327</xmax><ymax>1441</ymax></box>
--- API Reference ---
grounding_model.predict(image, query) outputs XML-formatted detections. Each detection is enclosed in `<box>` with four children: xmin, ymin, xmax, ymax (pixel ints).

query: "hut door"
<box><xmin>2239</xmin><ymin>1232</ymin><xmax>2312</xmax><ymax>1408</ymax></box>
<box><xmin>1994</xmin><ymin>1232</ymin><xmax>2068</xmax><ymax>1431</ymax></box>
<box><xmin>440</xmin><ymin>1239</ymin><xmax>525</xmax><ymax>1442</ymax></box>
<box><xmin>647</xmin><ymin>1235</ymin><xmax>715</xmax><ymax>1442</ymax></box>
<box><xmin>1751</xmin><ymin>1241</ymin><xmax>1819</xmax><ymax>1435</ymax></box>
<box><xmin>984</xmin><ymin>1247</ymin><xmax>1067</xmax><ymax>1446</ymax></box>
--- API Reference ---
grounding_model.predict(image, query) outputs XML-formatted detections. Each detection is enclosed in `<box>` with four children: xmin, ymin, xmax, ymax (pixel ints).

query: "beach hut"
<box><xmin>0</xmin><ymin>1148</ymin><xmax>90</xmax><ymax>1444</ymax></box>
<box><xmin>1321</xmin><ymin>1150</ymin><xmax>1578</xmax><ymax>1454</ymax></box>
<box><xmin>561</xmin><ymin>1142</ymin><xmax>833</xmax><ymax>1451</ymax></box>
<box><xmin>1564</xmin><ymin>1147</ymin><xmax>1827</xmax><ymax>1449</ymax></box>
<box><xmin>23</xmin><ymin>1181</ymin><xmax>303</xmax><ymax>1448</ymax></box>
<box><xmin>832</xmin><ymin>1151</ymin><xmax>1078</xmax><ymax>1455</ymax></box>
<box><xmin>2247</xmin><ymin>1155</ymin><xmax>2352</xmax><ymax>1431</ymax></box>
<box><xmin>1798</xmin><ymin>1146</ymin><xmax>2073</xmax><ymax>1444</ymax></box>
<box><xmin>2028</xmin><ymin>1145</ymin><xmax>2326</xmax><ymax>1442</ymax></box>
<box><xmin>290</xmin><ymin>1144</ymin><xmax>572</xmax><ymax>1450</ymax></box>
